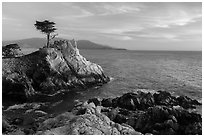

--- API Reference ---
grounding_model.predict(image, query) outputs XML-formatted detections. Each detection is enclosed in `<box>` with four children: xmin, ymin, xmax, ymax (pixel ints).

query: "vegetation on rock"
<box><xmin>2</xmin><ymin>44</ymin><xmax>23</xmax><ymax>57</ymax></box>
<box><xmin>2</xmin><ymin>39</ymin><xmax>110</xmax><ymax>99</ymax></box>
<box><xmin>34</xmin><ymin>20</ymin><xmax>57</xmax><ymax>48</ymax></box>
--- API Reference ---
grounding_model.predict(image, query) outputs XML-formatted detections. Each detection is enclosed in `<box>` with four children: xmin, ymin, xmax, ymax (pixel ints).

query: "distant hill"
<box><xmin>2</xmin><ymin>38</ymin><xmax>115</xmax><ymax>50</ymax></box>
<box><xmin>76</xmin><ymin>40</ymin><xmax>113</xmax><ymax>49</ymax></box>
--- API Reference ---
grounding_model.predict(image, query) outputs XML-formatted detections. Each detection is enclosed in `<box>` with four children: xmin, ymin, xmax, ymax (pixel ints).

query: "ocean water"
<box><xmin>50</xmin><ymin>49</ymin><xmax>202</xmax><ymax>114</ymax></box>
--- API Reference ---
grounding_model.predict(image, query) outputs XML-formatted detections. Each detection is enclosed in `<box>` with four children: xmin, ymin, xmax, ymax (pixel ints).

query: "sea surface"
<box><xmin>49</xmin><ymin>49</ymin><xmax>202</xmax><ymax>114</ymax></box>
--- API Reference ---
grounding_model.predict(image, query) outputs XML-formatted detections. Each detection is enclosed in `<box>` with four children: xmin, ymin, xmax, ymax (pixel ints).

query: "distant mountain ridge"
<box><xmin>2</xmin><ymin>38</ymin><xmax>115</xmax><ymax>50</ymax></box>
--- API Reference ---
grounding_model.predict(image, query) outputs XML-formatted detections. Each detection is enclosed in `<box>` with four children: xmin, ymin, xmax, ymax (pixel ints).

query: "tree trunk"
<box><xmin>47</xmin><ymin>34</ymin><xmax>50</xmax><ymax>48</ymax></box>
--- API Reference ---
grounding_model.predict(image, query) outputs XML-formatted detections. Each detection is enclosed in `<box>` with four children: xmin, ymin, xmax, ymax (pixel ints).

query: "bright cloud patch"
<box><xmin>2</xmin><ymin>2</ymin><xmax>202</xmax><ymax>50</ymax></box>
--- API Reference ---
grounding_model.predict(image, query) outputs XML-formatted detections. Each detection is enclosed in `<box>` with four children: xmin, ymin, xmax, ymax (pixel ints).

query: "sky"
<box><xmin>2</xmin><ymin>2</ymin><xmax>202</xmax><ymax>50</ymax></box>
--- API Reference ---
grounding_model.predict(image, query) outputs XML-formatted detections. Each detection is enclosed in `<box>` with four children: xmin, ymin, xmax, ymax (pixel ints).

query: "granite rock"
<box><xmin>2</xmin><ymin>39</ymin><xmax>110</xmax><ymax>99</ymax></box>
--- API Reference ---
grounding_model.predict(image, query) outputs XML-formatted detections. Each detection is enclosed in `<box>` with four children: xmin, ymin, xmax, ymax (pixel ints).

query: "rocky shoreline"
<box><xmin>2</xmin><ymin>90</ymin><xmax>202</xmax><ymax>135</ymax></box>
<box><xmin>2</xmin><ymin>39</ymin><xmax>202</xmax><ymax>135</ymax></box>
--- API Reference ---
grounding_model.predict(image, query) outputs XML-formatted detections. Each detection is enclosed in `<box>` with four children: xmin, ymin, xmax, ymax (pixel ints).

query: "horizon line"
<box><xmin>2</xmin><ymin>37</ymin><xmax>202</xmax><ymax>52</ymax></box>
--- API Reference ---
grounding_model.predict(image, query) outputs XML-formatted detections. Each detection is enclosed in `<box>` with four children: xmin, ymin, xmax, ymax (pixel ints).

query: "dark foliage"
<box><xmin>2</xmin><ymin>44</ymin><xmax>23</xmax><ymax>57</ymax></box>
<box><xmin>34</xmin><ymin>20</ymin><xmax>57</xmax><ymax>47</ymax></box>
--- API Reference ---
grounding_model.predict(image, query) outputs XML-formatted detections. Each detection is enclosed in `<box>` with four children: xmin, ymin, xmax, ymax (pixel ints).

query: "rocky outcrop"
<box><xmin>2</xmin><ymin>101</ymin><xmax>141</xmax><ymax>135</ymax></box>
<box><xmin>98</xmin><ymin>91</ymin><xmax>202</xmax><ymax>135</ymax></box>
<box><xmin>2</xmin><ymin>39</ymin><xmax>202</xmax><ymax>135</ymax></box>
<box><xmin>2</xmin><ymin>39</ymin><xmax>110</xmax><ymax>99</ymax></box>
<box><xmin>2</xmin><ymin>44</ymin><xmax>23</xmax><ymax>58</ymax></box>
<box><xmin>2</xmin><ymin>90</ymin><xmax>201</xmax><ymax>135</ymax></box>
<box><xmin>37</xmin><ymin>102</ymin><xmax>141</xmax><ymax>135</ymax></box>
<box><xmin>111</xmin><ymin>91</ymin><xmax>201</xmax><ymax>110</ymax></box>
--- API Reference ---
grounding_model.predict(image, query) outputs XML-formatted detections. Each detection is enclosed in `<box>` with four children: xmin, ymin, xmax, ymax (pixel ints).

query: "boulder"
<box><xmin>2</xmin><ymin>90</ymin><xmax>201</xmax><ymax>135</ymax></box>
<box><xmin>153</xmin><ymin>90</ymin><xmax>177</xmax><ymax>106</ymax></box>
<box><xmin>101</xmin><ymin>98</ymin><xmax>113</xmax><ymax>107</ymax></box>
<box><xmin>99</xmin><ymin>90</ymin><xmax>202</xmax><ymax>135</ymax></box>
<box><xmin>176</xmin><ymin>96</ymin><xmax>201</xmax><ymax>109</ymax></box>
<box><xmin>87</xmin><ymin>98</ymin><xmax>101</xmax><ymax>106</ymax></box>
<box><xmin>37</xmin><ymin>102</ymin><xmax>141</xmax><ymax>135</ymax></box>
<box><xmin>104</xmin><ymin>91</ymin><xmax>155</xmax><ymax>110</ymax></box>
<box><xmin>134</xmin><ymin>105</ymin><xmax>202</xmax><ymax>134</ymax></box>
<box><xmin>2</xmin><ymin>116</ymin><xmax>11</xmax><ymax>133</ymax></box>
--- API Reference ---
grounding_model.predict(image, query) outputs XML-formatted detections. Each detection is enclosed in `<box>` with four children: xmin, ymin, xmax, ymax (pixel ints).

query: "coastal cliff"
<box><xmin>2</xmin><ymin>39</ymin><xmax>110</xmax><ymax>99</ymax></box>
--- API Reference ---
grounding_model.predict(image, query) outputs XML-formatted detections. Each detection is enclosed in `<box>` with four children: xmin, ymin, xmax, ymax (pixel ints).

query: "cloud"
<box><xmin>144</xmin><ymin>4</ymin><xmax>202</xmax><ymax>29</ymax></box>
<box><xmin>55</xmin><ymin>10</ymin><xmax>93</xmax><ymax>19</ymax></box>
<box><xmin>57</xmin><ymin>2</ymin><xmax>143</xmax><ymax>19</ymax></box>
<box><xmin>121</xmin><ymin>36</ymin><xmax>133</xmax><ymax>40</ymax></box>
<box><xmin>101</xmin><ymin>34</ymin><xmax>133</xmax><ymax>41</ymax></box>
<box><xmin>2</xmin><ymin>2</ymin><xmax>202</xmax><ymax>50</ymax></box>
<box><xmin>100</xmin><ymin>27</ymin><xmax>143</xmax><ymax>35</ymax></box>
<box><xmin>152</xmin><ymin>13</ymin><xmax>201</xmax><ymax>28</ymax></box>
<box><xmin>135</xmin><ymin>33</ymin><xmax>178</xmax><ymax>41</ymax></box>
<box><xmin>2</xmin><ymin>16</ymin><xmax>12</xmax><ymax>20</ymax></box>
<box><xmin>99</xmin><ymin>4</ymin><xmax>141</xmax><ymax>16</ymax></box>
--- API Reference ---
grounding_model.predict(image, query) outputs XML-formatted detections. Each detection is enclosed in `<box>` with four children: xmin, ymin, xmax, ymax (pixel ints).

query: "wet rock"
<box><xmin>153</xmin><ymin>91</ymin><xmax>202</xmax><ymax>110</ymax></box>
<box><xmin>23</xmin><ymin>116</ymin><xmax>35</xmax><ymax>126</ymax></box>
<box><xmin>168</xmin><ymin>115</ymin><xmax>177</xmax><ymax>123</ymax></box>
<box><xmin>145</xmin><ymin>133</ymin><xmax>153</xmax><ymax>135</ymax></box>
<box><xmin>177</xmin><ymin>96</ymin><xmax>201</xmax><ymax>109</ymax></box>
<box><xmin>84</xmin><ymin>102</ymin><xmax>97</xmax><ymax>114</ymax></box>
<box><xmin>164</xmin><ymin>120</ymin><xmax>174</xmax><ymax>128</ymax></box>
<box><xmin>107</xmin><ymin>108</ymin><xmax>119</xmax><ymax>121</ymax></box>
<box><xmin>39</xmin><ymin>117</ymin><xmax>59</xmax><ymax>131</ymax></box>
<box><xmin>8</xmin><ymin>129</ymin><xmax>25</xmax><ymax>135</ymax></box>
<box><xmin>2</xmin><ymin>116</ymin><xmax>11</xmax><ymax>133</ymax></box>
<box><xmin>39</xmin><ymin>113</ymin><xmax>138</xmax><ymax>135</ymax></box>
<box><xmin>174</xmin><ymin>108</ymin><xmax>201</xmax><ymax>125</ymax></box>
<box><xmin>23</xmin><ymin>128</ymin><xmax>36</xmax><ymax>135</ymax></box>
<box><xmin>153</xmin><ymin>123</ymin><xmax>164</xmax><ymax>130</ymax></box>
<box><xmin>119</xmin><ymin>123</ymin><xmax>142</xmax><ymax>135</ymax></box>
<box><xmin>126</xmin><ymin>117</ymin><xmax>136</xmax><ymax>127</ymax></box>
<box><xmin>39</xmin><ymin>112</ymin><xmax>75</xmax><ymax>131</ymax></box>
<box><xmin>133</xmin><ymin>105</ymin><xmax>201</xmax><ymax>134</ymax></box>
<box><xmin>112</xmin><ymin>98</ymin><xmax>119</xmax><ymax>108</ymax></box>
<box><xmin>5</xmin><ymin>103</ymin><xmax>43</xmax><ymax>112</ymax></box>
<box><xmin>101</xmin><ymin>98</ymin><xmax>113</xmax><ymax>107</ymax></box>
<box><xmin>164</xmin><ymin>128</ymin><xmax>176</xmax><ymax>135</ymax></box>
<box><xmin>12</xmin><ymin>118</ymin><xmax>23</xmax><ymax>125</ymax></box>
<box><xmin>34</xmin><ymin>110</ymin><xmax>48</xmax><ymax>117</ymax></box>
<box><xmin>116</xmin><ymin>92</ymin><xmax>155</xmax><ymax>110</ymax></box>
<box><xmin>114</xmin><ymin>114</ymin><xmax>127</xmax><ymax>124</ymax></box>
<box><xmin>153</xmin><ymin>91</ymin><xmax>177</xmax><ymax>106</ymax></box>
<box><xmin>87</xmin><ymin>98</ymin><xmax>101</xmax><ymax>106</ymax></box>
<box><xmin>36</xmin><ymin>125</ymin><xmax>70</xmax><ymax>135</ymax></box>
<box><xmin>3</xmin><ymin>103</ymin><xmax>49</xmax><ymax>124</ymax></box>
<box><xmin>71</xmin><ymin>101</ymin><xmax>88</xmax><ymax>115</ymax></box>
<box><xmin>184</xmin><ymin>122</ymin><xmax>202</xmax><ymax>135</ymax></box>
<box><xmin>38</xmin><ymin>101</ymin><xmax>138</xmax><ymax>135</ymax></box>
<box><xmin>68</xmin><ymin>114</ymin><xmax>113</xmax><ymax>134</ymax></box>
<box><xmin>117</xmin><ymin>93</ymin><xmax>136</xmax><ymax>110</ymax></box>
<box><xmin>152</xmin><ymin>130</ymin><xmax>159</xmax><ymax>135</ymax></box>
<box><xmin>2</xmin><ymin>102</ymin><xmax>50</xmax><ymax>135</ymax></box>
<box><xmin>2</xmin><ymin>90</ymin><xmax>201</xmax><ymax>135</ymax></box>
